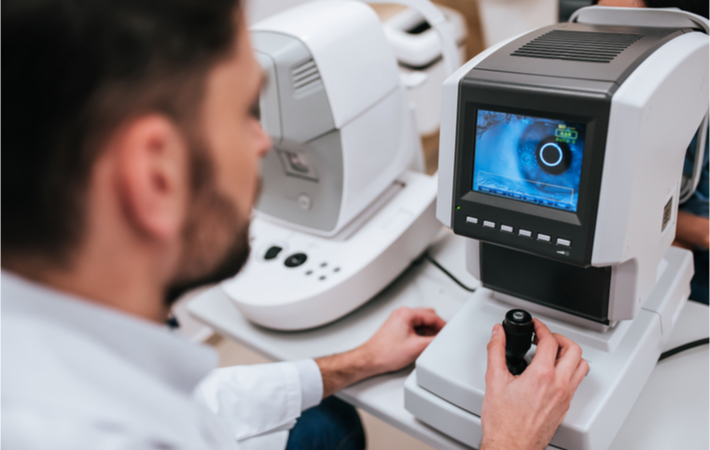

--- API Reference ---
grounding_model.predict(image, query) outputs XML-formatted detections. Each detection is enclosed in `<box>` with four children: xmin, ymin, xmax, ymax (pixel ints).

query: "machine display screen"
<box><xmin>472</xmin><ymin>110</ymin><xmax>586</xmax><ymax>212</ymax></box>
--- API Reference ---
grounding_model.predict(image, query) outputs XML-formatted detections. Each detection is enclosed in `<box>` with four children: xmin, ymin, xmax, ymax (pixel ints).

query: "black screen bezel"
<box><xmin>459</xmin><ymin>102</ymin><xmax>598</xmax><ymax>226</ymax></box>
<box><xmin>451</xmin><ymin>76</ymin><xmax>612</xmax><ymax>267</ymax></box>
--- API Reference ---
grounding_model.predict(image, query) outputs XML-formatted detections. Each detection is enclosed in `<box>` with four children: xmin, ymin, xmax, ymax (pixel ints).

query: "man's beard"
<box><xmin>163</xmin><ymin>136</ymin><xmax>254</xmax><ymax>308</ymax></box>
<box><xmin>164</xmin><ymin>193</ymin><xmax>250</xmax><ymax>307</ymax></box>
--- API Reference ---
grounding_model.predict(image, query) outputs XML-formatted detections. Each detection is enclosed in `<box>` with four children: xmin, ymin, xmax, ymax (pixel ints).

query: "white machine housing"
<box><xmin>382</xmin><ymin>5</ymin><xmax>467</xmax><ymax>136</ymax></box>
<box><xmin>406</xmin><ymin>6</ymin><xmax>708</xmax><ymax>450</ymax></box>
<box><xmin>223</xmin><ymin>0</ymin><xmax>455</xmax><ymax>330</ymax></box>
<box><xmin>223</xmin><ymin>171</ymin><xmax>439</xmax><ymax>330</ymax></box>
<box><xmin>405</xmin><ymin>245</ymin><xmax>693</xmax><ymax>450</ymax></box>
<box><xmin>436</xmin><ymin>7</ymin><xmax>708</xmax><ymax>326</ymax></box>
<box><xmin>252</xmin><ymin>0</ymin><xmax>420</xmax><ymax>237</ymax></box>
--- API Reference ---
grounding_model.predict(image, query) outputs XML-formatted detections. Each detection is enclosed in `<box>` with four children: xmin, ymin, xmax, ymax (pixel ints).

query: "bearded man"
<box><xmin>2</xmin><ymin>1</ymin><xmax>586</xmax><ymax>449</ymax></box>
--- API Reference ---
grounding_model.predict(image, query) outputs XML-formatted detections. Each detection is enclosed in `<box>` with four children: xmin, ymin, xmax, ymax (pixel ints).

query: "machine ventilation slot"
<box><xmin>292</xmin><ymin>59</ymin><xmax>322</xmax><ymax>94</ymax></box>
<box><xmin>662</xmin><ymin>197</ymin><xmax>673</xmax><ymax>232</ymax></box>
<box><xmin>511</xmin><ymin>30</ymin><xmax>643</xmax><ymax>63</ymax></box>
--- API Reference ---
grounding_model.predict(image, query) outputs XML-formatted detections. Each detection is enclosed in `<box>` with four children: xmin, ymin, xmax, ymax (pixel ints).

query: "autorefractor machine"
<box><xmin>221</xmin><ymin>0</ymin><xmax>461</xmax><ymax>330</ymax></box>
<box><xmin>404</xmin><ymin>6</ymin><xmax>709</xmax><ymax>450</ymax></box>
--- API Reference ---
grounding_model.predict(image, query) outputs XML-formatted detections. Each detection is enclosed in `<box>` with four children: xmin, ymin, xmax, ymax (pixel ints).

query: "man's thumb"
<box><xmin>486</xmin><ymin>324</ymin><xmax>509</xmax><ymax>382</ymax></box>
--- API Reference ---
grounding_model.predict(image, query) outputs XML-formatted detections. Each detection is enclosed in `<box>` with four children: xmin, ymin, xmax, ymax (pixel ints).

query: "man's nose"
<box><xmin>257</xmin><ymin>124</ymin><xmax>272</xmax><ymax>159</ymax></box>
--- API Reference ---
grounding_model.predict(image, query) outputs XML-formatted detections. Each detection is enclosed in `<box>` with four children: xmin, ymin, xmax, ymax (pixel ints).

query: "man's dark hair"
<box><xmin>2</xmin><ymin>0</ymin><xmax>240</xmax><ymax>264</ymax></box>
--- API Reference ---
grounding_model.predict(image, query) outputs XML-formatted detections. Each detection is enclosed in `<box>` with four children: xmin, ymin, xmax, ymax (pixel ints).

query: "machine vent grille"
<box><xmin>662</xmin><ymin>197</ymin><xmax>673</xmax><ymax>232</ymax></box>
<box><xmin>511</xmin><ymin>30</ymin><xmax>643</xmax><ymax>63</ymax></box>
<box><xmin>292</xmin><ymin>59</ymin><xmax>322</xmax><ymax>95</ymax></box>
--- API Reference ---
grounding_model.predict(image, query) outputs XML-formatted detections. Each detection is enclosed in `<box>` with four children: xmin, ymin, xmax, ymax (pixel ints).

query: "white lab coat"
<box><xmin>1</xmin><ymin>271</ymin><xmax>323</xmax><ymax>450</ymax></box>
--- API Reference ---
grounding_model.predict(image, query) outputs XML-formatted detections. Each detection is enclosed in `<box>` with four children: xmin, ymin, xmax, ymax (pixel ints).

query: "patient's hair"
<box><xmin>2</xmin><ymin>0</ymin><xmax>240</xmax><ymax>264</ymax></box>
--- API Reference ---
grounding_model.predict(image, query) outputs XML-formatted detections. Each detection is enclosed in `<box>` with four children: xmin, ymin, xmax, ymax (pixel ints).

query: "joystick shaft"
<box><xmin>503</xmin><ymin>309</ymin><xmax>534</xmax><ymax>375</ymax></box>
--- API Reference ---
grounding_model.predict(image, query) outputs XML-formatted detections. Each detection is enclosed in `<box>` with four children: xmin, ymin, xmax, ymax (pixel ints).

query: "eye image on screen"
<box><xmin>472</xmin><ymin>110</ymin><xmax>586</xmax><ymax>212</ymax></box>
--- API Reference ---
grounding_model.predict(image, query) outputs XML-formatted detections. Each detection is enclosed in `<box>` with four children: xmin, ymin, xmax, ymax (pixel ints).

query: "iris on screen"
<box><xmin>472</xmin><ymin>110</ymin><xmax>586</xmax><ymax>212</ymax></box>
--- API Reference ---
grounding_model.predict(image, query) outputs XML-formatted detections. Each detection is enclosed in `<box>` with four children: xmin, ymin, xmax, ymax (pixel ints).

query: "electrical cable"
<box><xmin>657</xmin><ymin>337</ymin><xmax>709</xmax><ymax>362</ymax></box>
<box><xmin>422</xmin><ymin>252</ymin><xmax>477</xmax><ymax>292</ymax></box>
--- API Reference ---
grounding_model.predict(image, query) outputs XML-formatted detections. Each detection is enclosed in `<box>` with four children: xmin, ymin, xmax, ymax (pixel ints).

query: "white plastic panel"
<box><xmin>383</xmin><ymin>5</ymin><xmax>467</xmax><ymax>135</ymax></box>
<box><xmin>464</xmin><ymin>238</ymin><xmax>480</xmax><ymax>279</ymax></box>
<box><xmin>572</xmin><ymin>5</ymin><xmax>710</xmax><ymax>34</ymax></box>
<box><xmin>338</xmin><ymin>87</ymin><xmax>416</xmax><ymax>230</ymax></box>
<box><xmin>367</xmin><ymin>0</ymin><xmax>461</xmax><ymax>75</ymax></box>
<box><xmin>591</xmin><ymin>32</ymin><xmax>708</xmax><ymax>320</ymax></box>
<box><xmin>411</xmin><ymin>246</ymin><xmax>690</xmax><ymax>450</ymax></box>
<box><xmin>436</xmin><ymin>33</ymin><xmax>527</xmax><ymax>227</ymax></box>
<box><xmin>382</xmin><ymin>5</ymin><xmax>466</xmax><ymax>68</ymax></box>
<box><xmin>222</xmin><ymin>171</ymin><xmax>440</xmax><ymax>330</ymax></box>
<box><xmin>252</xmin><ymin>0</ymin><xmax>400</xmax><ymax>128</ymax></box>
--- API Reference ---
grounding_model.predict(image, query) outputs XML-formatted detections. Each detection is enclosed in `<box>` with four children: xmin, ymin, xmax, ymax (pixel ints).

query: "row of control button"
<box><xmin>263</xmin><ymin>246</ymin><xmax>309</xmax><ymax>267</ymax></box>
<box><xmin>264</xmin><ymin>246</ymin><xmax>346</xmax><ymax>271</ymax></box>
<box><xmin>465</xmin><ymin>216</ymin><xmax>572</xmax><ymax>248</ymax></box>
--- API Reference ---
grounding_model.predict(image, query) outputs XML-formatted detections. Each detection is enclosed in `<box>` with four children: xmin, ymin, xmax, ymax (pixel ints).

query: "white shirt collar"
<box><xmin>2</xmin><ymin>270</ymin><xmax>218</xmax><ymax>395</ymax></box>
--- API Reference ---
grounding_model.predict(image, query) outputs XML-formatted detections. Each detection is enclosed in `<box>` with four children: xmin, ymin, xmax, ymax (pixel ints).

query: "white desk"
<box><xmin>188</xmin><ymin>232</ymin><xmax>709</xmax><ymax>450</ymax></box>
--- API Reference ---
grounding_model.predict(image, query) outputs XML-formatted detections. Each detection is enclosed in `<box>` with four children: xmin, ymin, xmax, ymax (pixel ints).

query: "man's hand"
<box><xmin>673</xmin><ymin>210</ymin><xmax>709</xmax><ymax>250</ymax></box>
<box><xmin>316</xmin><ymin>307</ymin><xmax>446</xmax><ymax>398</ymax></box>
<box><xmin>359</xmin><ymin>306</ymin><xmax>446</xmax><ymax>374</ymax></box>
<box><xmin>480</xmin><ymin>319</ymin><xmax>588</xmax><ymax>450</ymax></box>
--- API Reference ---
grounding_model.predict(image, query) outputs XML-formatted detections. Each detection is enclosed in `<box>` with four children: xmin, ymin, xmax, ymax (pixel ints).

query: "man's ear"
<box><xmin>112</xmin><ymin>115</ymin><xmax>189</xmax><ymax>242</ymax></box>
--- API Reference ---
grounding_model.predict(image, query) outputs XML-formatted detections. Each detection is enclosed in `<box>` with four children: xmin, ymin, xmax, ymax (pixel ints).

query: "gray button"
<box><xmin>279</xmin><ymin>150</ymin><xmax>318</xmax><ymax>182</ymax></box>
<box><xmin>298</xmin><ymin>194</ymin><xmax>312</xmax><ymax>211</ymax></box>
<box><xmin>466</xmin><ymin>216</ymin><xmax>479</xmax><ymax>225</ymax></box>
<box><xmin>518</xmin><ymin>229</ymin><xmax>532</xmax><ymax>238</ymax></box>
<box><xmin>286</xmin><ymin>151</ymin><xmax>310</xmax><ymax>173</ymax></box>
<box><xmin>557</xmin><ymin>238</ymin><xmax>571</xmax><ymax>247</ymax></box>
<box><xmin>500</xmin><ymin>224</ymin><xmax>513</xmax><ymax>233</ymax></box>
<box><xmin>483</xmin><ymin>220</ymin><xmax>496</xmax><ymax>229</ymax></box>
<box><xmin>537</xmin><ymin>233</ymin><xmax>551</xmax><ymax>243</ymax></box>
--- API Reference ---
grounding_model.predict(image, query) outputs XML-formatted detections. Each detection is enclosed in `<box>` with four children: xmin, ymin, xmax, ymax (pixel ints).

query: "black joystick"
<box><xmin>503</xmin><ymin>309</ymin><xmax>534</xmax><ymax>375</ymax></box>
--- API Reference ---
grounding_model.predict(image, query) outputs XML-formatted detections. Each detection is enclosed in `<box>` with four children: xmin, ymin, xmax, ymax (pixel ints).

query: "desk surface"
<box><xmin>188</xmin><ymin>231</ymin><xmax>709</xmax><ymax>450</ymax></box>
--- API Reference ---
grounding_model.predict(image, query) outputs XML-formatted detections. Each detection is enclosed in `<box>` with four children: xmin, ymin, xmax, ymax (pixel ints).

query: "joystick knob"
<box><xmin>503</xmin><ymin>309</ymin><xmax>534</xmax><ymax>375</ymax></box>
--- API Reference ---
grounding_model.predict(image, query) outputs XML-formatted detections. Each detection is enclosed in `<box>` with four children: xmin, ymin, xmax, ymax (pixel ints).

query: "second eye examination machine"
<box><xmin>405</xmin><ymin>6</ymin><xmax>708</xmax><ymax>450</ymax></box>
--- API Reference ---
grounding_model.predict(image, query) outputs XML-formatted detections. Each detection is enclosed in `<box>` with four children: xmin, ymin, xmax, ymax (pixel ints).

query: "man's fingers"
<box><xmin>485</xmin><ymin>324</ymin><xmax>509</xmax><ymax>385</ymax></box>
<box><xmin>412</xmin><ymin>334</ymin><xmax>436</xmax><ymax>351</ymax></box>
<box><xmin>414</xmin><ymin>326</ymin><xmax>439</xmax><ymax>337</ymax></box>
<box><xmin>570</xmin><ymin>358</ymin><xmax>589</xmax><ymax>390</ymax></box>
<box><xmin>529</xmin><ymin>318</ymin><xmax>559</xmax><ymax>368</ymax></box>
<box><xmin>410</xmin><ymin>308</ymin><xmax>447</xmax><ymax>332</ymax></box>
<box><xmin>552</xmin><ymin>333</ymin><xmax>583</xmax><ymax>379</ymax></box>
